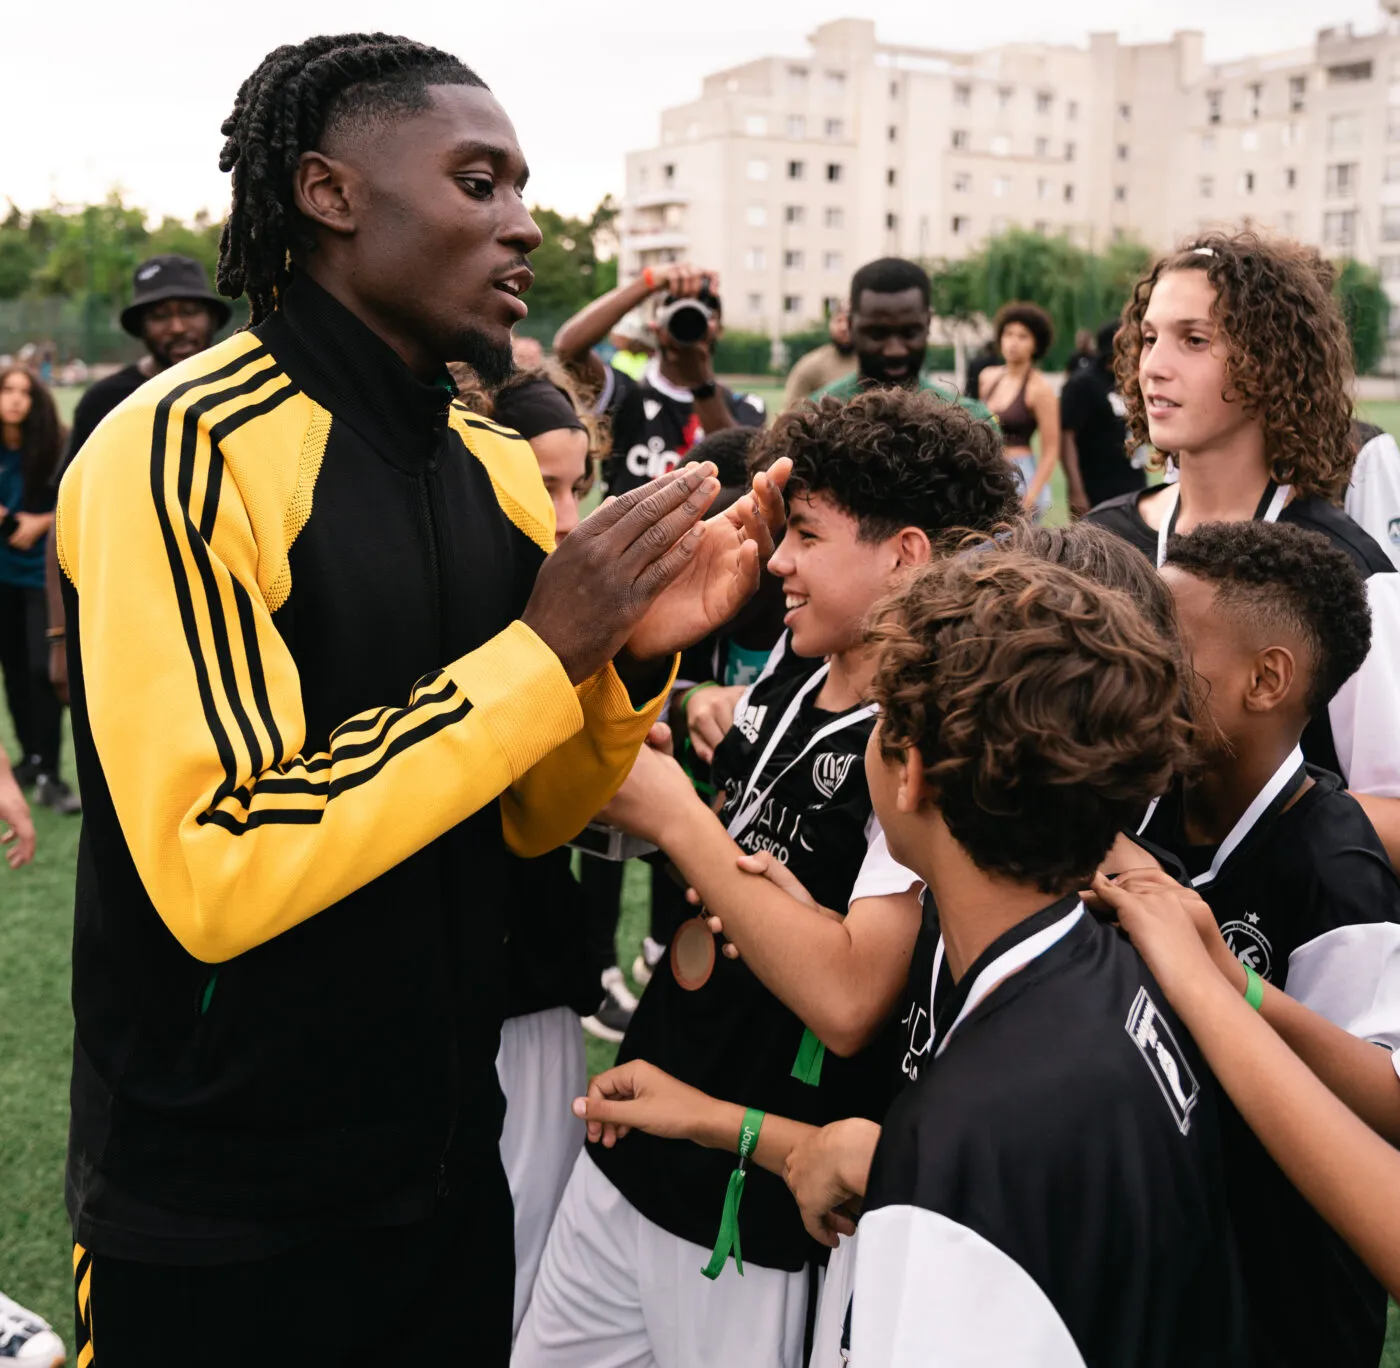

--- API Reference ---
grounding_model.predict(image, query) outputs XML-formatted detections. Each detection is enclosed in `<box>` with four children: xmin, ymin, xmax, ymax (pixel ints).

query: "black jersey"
<box><xmin>855</xmin><ymin>899</ymin><xmax>1251</xmax><ymax>1368</ymax></box>
<box><xmin>1139</xmin><ymin>756</ymin><xmax>1400</xmax><ymax>1368</ymax></box>
<box><xmin>595</xmin><ymin>361</ymin><xmax>766</xmax><ymax>497</ymax></box>
<box><xmin>591</xmin><ymin>651</ymin><xmax>894</xmax><ymax>1270</ymax></box>
<box><xmin>1085</xmin><ymin>483</ymin><xmax>1400</xmax><ymax>788</ymax></box>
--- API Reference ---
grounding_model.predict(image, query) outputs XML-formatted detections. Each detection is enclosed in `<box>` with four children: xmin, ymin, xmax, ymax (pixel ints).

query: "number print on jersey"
<box><xmin>1125</xmin><ymin>987</ymin><xmax>1200</xmax><ymax>1136</ymax></box>
<box><xmin>1219</xmin><ymin>912</ymin><xmax>1274</xmax><ymax>981</ymax></box>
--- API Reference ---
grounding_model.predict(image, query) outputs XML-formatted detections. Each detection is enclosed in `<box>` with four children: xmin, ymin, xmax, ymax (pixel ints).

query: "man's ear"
<box><xmin>292</xmin><ymin>151</ymin><xmax>358</xmax><ymax>238</ymax></box>
<box><xmin>893</xmin><ymin>526</ymin><xmax>933</xmax><ymax>570</ymax></box>
<box><xmin>1245</xmin><ymin>644</ymin><xmax>1296</xmax><ymax>716</ymax></box>
<box><xmin>897</xmin><ymin>746</ymin><xmax>930</xmax><ymax>814</ymax></box>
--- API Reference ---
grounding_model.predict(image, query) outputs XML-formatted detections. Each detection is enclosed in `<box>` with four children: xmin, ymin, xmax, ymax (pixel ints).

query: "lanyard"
<box><xmin>931</xmin><ymin>903</ymin><xmax>1085</xmax><ymax>1059</ymax></box>
<box><xmin>725</xmin><ymin>664</ymin><xmax>876</xmax><ymax>841</ymax></box>
<box><xmin>1155</xmin><ymin>480</ymin><xmax>1290</xmax><ymax>569</ymax></box>
<box><xmin>1188</xmin><ymin>745</ymin><xmax>1305</xmax><ymax>889</ymax></box>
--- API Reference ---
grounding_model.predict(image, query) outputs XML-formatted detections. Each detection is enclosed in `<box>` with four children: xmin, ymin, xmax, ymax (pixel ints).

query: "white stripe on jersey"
<box><xmin>1328</xmin><ymin>572</ymin><xmax>1400</xmax><ymax>796</ymax></box>
<box><xmin>851</xmin><ymin>1206</ymin><xmax>1087</xmax><ymax>1368</ymax></box>
<box><xmin>1285</xmin><ymin>922</ymin><xmax>1400</xmax><ymax>1072</ymax></box>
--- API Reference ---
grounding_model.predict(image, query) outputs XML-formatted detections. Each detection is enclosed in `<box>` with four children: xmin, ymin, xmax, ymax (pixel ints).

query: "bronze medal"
<box><xmin>670</xmin><ymin>915</ymin><xmax>717</xmax><ymax>991</ymax></box>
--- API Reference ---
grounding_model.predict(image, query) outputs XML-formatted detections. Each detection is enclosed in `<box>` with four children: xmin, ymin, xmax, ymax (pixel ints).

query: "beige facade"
<box><xmin>619</xmin><ymin>16</ymin><xmax>1400</xmax><ymax>339</ymax></box>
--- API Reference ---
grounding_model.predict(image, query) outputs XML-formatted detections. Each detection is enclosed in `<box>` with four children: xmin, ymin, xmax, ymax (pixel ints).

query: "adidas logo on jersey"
<box><xmin>733</xmin><ymin>703</ymin><xmax>768</xmax><ymax>745</ymax></box>
<box><xmin>812</xmin><ymin>751</ymin><xmax>857</xmax><ymax>800</ymax></box>
<box><xmin>1125</xmin><ymin>987</ymin><xmax>1200</xmax><ymax>1136</ymax></box>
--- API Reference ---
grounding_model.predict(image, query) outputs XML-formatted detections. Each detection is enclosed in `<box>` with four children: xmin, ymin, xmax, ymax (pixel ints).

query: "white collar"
<box><xmin>643</xmin><ymin>357</ymin><xmax>701</xmax><ymax>404</ymax></box>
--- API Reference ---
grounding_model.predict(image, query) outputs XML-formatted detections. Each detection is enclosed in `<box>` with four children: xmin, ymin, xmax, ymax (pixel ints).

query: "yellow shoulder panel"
<box><xmin>448</xmin><ymin>405</ymin><xmax>556</xmax><ymax>555</ymax></box>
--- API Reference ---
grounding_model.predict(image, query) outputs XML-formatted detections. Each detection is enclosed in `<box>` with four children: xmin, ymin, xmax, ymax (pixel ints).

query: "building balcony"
<box><xmin>623</xmin><ymin>229</ymin><xmax>693</xmax><ymax>254</ymax></box>
<box><xmin>632</xmin><ymin>189</ymin><xmax>693</xmax><ymax>209</ymax></box>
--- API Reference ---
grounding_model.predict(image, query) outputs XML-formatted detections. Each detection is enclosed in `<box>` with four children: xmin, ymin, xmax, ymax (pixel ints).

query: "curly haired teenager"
<box><xmin>1087</xmin><ymin>232</ymin><xmax>1400</xmax><ymax>866</ymax></box>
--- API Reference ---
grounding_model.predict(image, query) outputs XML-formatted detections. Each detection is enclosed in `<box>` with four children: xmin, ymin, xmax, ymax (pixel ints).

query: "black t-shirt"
<box><xmin>591</xmin><ymin>655</ymin><xmax>894</xmax><ymax>1270</ymax></box>
<box><xmin>1139</xmin><ymin>764</ymin><xmax>1400</xmax><ymax>1368</ymax></box>
<box><xmin>596</xmin><ymin>362</ymin><xmax>766</xmax><ymax>497</ymax></box>
<box><xmin>502</xmin><ymin>850</ymin><xmax>598</xmax><ymax>1020</ymax></box>
<box><xmin>858</xmin><ymin>900</ymin><xmax>1250</xmax><ymax>1367</ymax></box>
<box><xmin>58</xmin><ymin>364</ymin><xmax>150</xmax><ymax>482</ymax></box>
<box><xmin>1085</xmin><ymin>485</ymin><xmax>1396</xmax><ymax>779</ymax></box>
<box><xmin>1058</xmin><ymin>361</ymin><xmax>1144</xmax><ymax>506</ymax></box>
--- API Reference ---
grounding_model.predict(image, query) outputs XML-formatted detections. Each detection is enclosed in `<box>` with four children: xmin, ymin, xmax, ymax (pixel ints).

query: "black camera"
<box><xmin>657</xmin><ymin>279</ymin><xmax>715</xmax><ymax>346</ymax></box>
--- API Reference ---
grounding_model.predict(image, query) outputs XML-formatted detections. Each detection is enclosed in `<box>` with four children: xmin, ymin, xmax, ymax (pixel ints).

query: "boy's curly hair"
<box><xmin>871</xmin><ymin>552</ymin><xmax>1192</xmax><ymax>893</ymax></box>
<box><xmin>1164</xmin><ymin>521</ymin><xmax>1372</xmax><ymax>716</ymax></box>
<box><xmin>752</xmin><ymin>387</ymin><xmax>1018</xmax><ymax>543</ymax></box>
<box><xmin>1114</xmin><ymin>231</ymin><xmax>1354</xmax><ymax>502</ymax></box>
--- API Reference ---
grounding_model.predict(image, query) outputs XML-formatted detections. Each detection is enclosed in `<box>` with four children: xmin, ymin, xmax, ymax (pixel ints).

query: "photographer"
<box><xmin>554</xmin><ymin>264</ymin><xmax>766</xmax><ymax>498</ymax></box>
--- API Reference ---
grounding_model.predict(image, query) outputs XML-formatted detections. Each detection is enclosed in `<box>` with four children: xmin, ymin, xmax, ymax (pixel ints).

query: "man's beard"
<box><xmin>858</xmin><ymin>348</ymin><xmax>926</xmax><ymax>386</ymax></box>
<box><xmin>455</xmin><ymin>325</ymin><xmax>515</xmax><ymax>388</ymax></box>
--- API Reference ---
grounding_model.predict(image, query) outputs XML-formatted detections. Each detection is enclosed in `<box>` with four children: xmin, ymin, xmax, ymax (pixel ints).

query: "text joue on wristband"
<box><xmin>701</xmin><ymin>1108</ymin><xmax>765</xmax><ymax>1279</ymax></box>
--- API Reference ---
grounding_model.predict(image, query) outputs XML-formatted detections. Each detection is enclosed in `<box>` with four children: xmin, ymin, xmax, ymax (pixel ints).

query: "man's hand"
<box><xmin>597</xmin><ymin>740</ymin><xmax>704</xmax><ymax>846</ymax></box>
<box><xmin>625</xmin><ymin>459</ymin><xmax>792</xmax><ymax>661</ymax></box>
<box><xmin>8</xmin><ymin>513</ymin><xmax>50</xmax><ymax>552</ymax></box>
<box><xmin>699</xmin><ymin>851</ymin><xmax>838</xmax><ymax>960</ymax></box>
<box><xmin>0</xmin><ymin>764</ymin><xmax>36</xmax><ymax>870</ymax></box>
<box><xmin>653</xmin><ymin>263</ymin><xmax>721</xmax><ymax>300</ymax></box>
<box><xmin>783</xmin><ymin>1118</ymin><xmax>881</xmax><ymax>1248</ymax></box>
<box><xmin>572</xmin><ymin>1059</ymin><xmax>712</xmax><ymax>1149</ymax></box>
<box><xmin>686</xmin><ymin>683</ymin><xmax>745</xmax><ymax>764</ymax></box>
<box><xmin>521</xmin><ymin>464</ymin><xmax>721</xmax><ymax>683</ymax></box>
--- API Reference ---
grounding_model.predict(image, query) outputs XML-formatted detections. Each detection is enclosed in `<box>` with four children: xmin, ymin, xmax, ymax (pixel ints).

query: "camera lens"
<box><xmin>663</xmin><ymin>300</ymin><xmax>710</xmax><ymax>346</ymax></box>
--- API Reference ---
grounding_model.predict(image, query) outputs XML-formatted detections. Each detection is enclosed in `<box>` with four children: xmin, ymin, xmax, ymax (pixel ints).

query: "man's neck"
<box><xmin>1172</xmin><ymin>431</ymin><xmax>1273</xmax><ymax>533</ymax></box>
<box><xmin>1</xmin><ymin>422</ymin><xmax>20</xmax><ymax>448</ymax></box>
<box><xmin>919</xmin><ymin>819</ymin><xmax>1066</xmax><ymax>982</ymax></box>
<box><xmin>1183</xmin><ymin>731</ymin><xmax>1302</xmax><ymax>845</ymax></box>
<box><xmin>301</xmin><ymin>261</ymin><xmax>440</xmax><ymax>380</ymax></box>
<box><xmin>816</xmin><ymin>642</ymin><xmax>876</xmax><ymax>711</ymax></box>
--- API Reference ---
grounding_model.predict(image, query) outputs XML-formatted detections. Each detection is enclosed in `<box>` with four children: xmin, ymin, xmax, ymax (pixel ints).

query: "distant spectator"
<box><xmin>608</xmin><ymin>310</ymin><xmax>653</xmax><ymax>381</ymax></box>
<box><xmin>978</xmin><ymin>301</ymin><xmax>1061</xmax><ymax>518</ymax></box>
<box><xmin>1066</xmin><ymin>327</ymin><xmax>1096</xmax><ymax>377</ymax></box>
<box><xmin>512</xmin><ymin>334</ymin><xmax>545</xmax><ymax>370</ymax></box>
<box><xmin>1061</xmin><ymin>320</ymin><xmax>1145</xmax><ymax>516</ymax></box>
<box><xmin>963</xmin><ymin>336</ymin><xmax>1001</xmax><ymax>401</ymax></box>
<box><xmin>782</xmin><ymin>308</ymin><xmax>855</xmax><ymax>408</ymax></box>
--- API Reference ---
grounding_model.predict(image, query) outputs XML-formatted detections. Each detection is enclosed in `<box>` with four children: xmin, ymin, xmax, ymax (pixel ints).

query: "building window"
<box><xmin>1118</xmin><ymin>103</ymin><xmax>1131</xmax><ymax>121</ymax></box>
<box><xmin>747</xmin><ymin>159</ymin><xmax>769</xmax><ymax>182</ymax></box>
<box><xmin>823</xmin><ymin>295</ymin><xmax>843</xmax><ymax>316</ymax></box>
<box><xmin>824</xmin><ymin>251</ymin><xmax>843</xmax><ymax>273</ymax></box>
<box><xmin>1323</xmin><ymin>210</ymin><xmax>1357</xmax><ymax>249</ymax></box>
<box><xmin>998</xmin><ymin>85</ymin><xmax>1013</xmax><ymax>109</ymax></box>
<box><xmin>1247</xmin><ymin>82</ymin><xmax>1263</xmax><ymax>120</ymax></box>
<box><xmin>1326</xmin><ymin>163</ymin><xmax>1358</xmax><ymax>197</ymax></box>
<box><xmin>744</xmin><ymin>115</ymin><xmax>767</xmax><ymax>136</ymax></box>
<box><xmin>1199</xmin><ymin>175</ymin><xmax>1214</xmax><ymax>198</ymax></box>
<box><xmin>1067</xmin><ymin>99</ymin><xmax>1079</xmax><ymax>120</ymax></box>
<box><xmin>1114</xmin><ymin>185</ymin><xmax>1126</xmax><ymax>202</ymax></box>
<box><xmin>1381</xmin><ymin>256</ymin><xmax>1400</xmax><ymax>281</ymax></box>
<box><xmin>784</xmin><ymin>249</ymin><xmax>804</xmax><ymax>269</ymax></box>
<box><xmin>826</xmin><ymin>163</ymin><xmax>844</xmax><ymax>183</ymax></box>
<box><xmin>1281</xmin><ymin>120</ymin><xmax>1300</xmax><ymax>149</ymax></box>
<box><xmin>784</xmin><ymin>294</ymin><xmax>804</xmax><ymax>315</ymax></box>
<box><xmin>888</xmin><ymin>124</ymin><xmax>898</xmax><ymax>142</ymax></box>
<box><xmin>786</xmin><ymin>115</ymin><xmax>806</xmax><ymax>139</ymax></box>
<box><xmin>1037</xmin><ymin>178</ymin><xmax>1051</xmax><ymax>200</ymax></box>
<box><xmin>1389</xmin><ymin>108</ymin><xmax>1400</xmax><ymax>143</ymax></box>
<box><xmin>744</xmin><ymin>247</ymin><xmax>767</xmax><ymax>270</ymax></box>
<box><xmin>1035</xmin><ymin>137</ymin><xmax>1051</xmax><ymax>157</ymax></box>
<box><xmin>1384</xmin><ymin>207</ymin><xmax>1400</xmax><ymax>241</ymax></box>
<box><xmin>1036</xmin><ymin>90</ymin><xmax>1053</xmax><ymax>115</ymax></box>
<box><xmin>1328</xmin><ymin>61</ymin><xmax>1374</xmax><ymax>85</ymax></box>
<box><xmin>1065</xmin><ymin>141</ymin><xmax>1077</xmax><ymax>162</ymax></box>
<box><xmin>785</xmin><ymin>204</ymin><xmax>806</xmax><ymax>225</ymax></box>
<box><xmin>826</xmin><ymin>118</ymin><xmax>845</xmax><ymax>138</ymax></box>
<box><xmin>991</xmin><ymin>134</ymin><xmax>1011</xmax><ymax>156</ymax></box>
<box><xmin>1241</xmin><ymin>129</ymin><xmax>1259</xmax><ymax>152</ymax></box>
<box><xmin>1063</xmin><ymin>182</ymin><xmax>1075</xmax><ymax>203</ymax></box>
<box><xmin>787</xmin><ymin>160</ymin><xmax>805</xmax><ymax>180</ymax></box>
<box><xmin>1116</xmin><ymin>143</ymin><xmax>1129</xmax><ymax>161</ymax></box>
<box><xmin>637</xmin><ymin>166</ymin><xmax>649</xmax><ymax>189</ymax></box>
<box><xmin>951</xmin><ymin>128</ymin><xmax>970</xmax><ymax>150</ymax></box>
<box><xmin>1283</xmin><ymin>166</ymin><xmax>1297</xmax><ymax>189</ymax></box>
<box><xmin>825</xmin><ymin>206</ymin><xmax>845</xmax><ymax>229</ymax></box>
<box><xmin>954</xmin><ymin>83</ymin><xmax>971</xmax><ymax>107</ymax></box>
<box><xmin>745</xmin><ymin>205</ymin><xmax>767</xmax><ymax>228</ymax></box>
<box><xmin>886</xmin><ymin>212</ymin><xmax>898</xmax><ymax>230</ymax></box>
<box><xmin>746</xmin><ymin>292</ymin><xmax>763</xmax><ymax>313</ymax></box>
<box><xmin>889</xmin><ymin>80</ymin><xmax>899</xmax><ymax>97</ymax></box>
<box><xmin>954</xmin><ymin>172</ymin><xmax>972</xmax><ymax>193</ymax></box>
<box><xmin>1329</xmin><ymin>113</ymin><xmax>1362</xmax><ymax>150</ymax></box>
<box><xmin>951</xmin><ymin>215</ymin><xmax>970</xmax><ymax>237</ymax></box>
<box><xmin>993</xmin><ymin>176</ymin><xmax>1011</xmax><ymax>198</ymax></box>
<box><xmin>663</xmin><ymin>163</ymin><xmax>676</xmax><ymax>184</ymax></box>
<box><xmin>1289</xmin><ymin>75</ymin><xmax>1306</xmax><ymax>112</ymax></box>
<box><xmin>887</xmin><ymin>168</ymin><xmax>897</xmax><ymax>187</ymax></box>
<box><xmin>787</xmin><ymin>65</ymin><xmax>808</xmax><ymax>91</ymax></box>
<box><xmin>1206</xmin><ymin>89</ymin><xmax>1222</xmax><ymax>125</ymax></box>
<box><xmin>1202</xmin><ymin>133</ymin><xmax>1216</xmax><ymax>153</ymax></box>
<box><xmin>1034</xmin><ymin>220</ymin><xmax>1050</xmax><ymax>235</ymax></box>
<box><xmin>826</xmin><ymin>70</ymin><xmax>847</xmax><ymax>96</ymax></box>
<box><xmin>1240</xmin><ymin>170</ymin><xmax>1256</xmax><ymax>194</ymax></box>
<box><xmin>1387</xmin><ymin>155</ymin><xmax>1400</xmax><ymax>184</ymax></box>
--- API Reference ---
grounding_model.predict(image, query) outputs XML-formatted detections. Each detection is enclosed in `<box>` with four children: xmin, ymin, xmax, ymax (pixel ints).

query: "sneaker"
<box><xmin>10</xmin><ymin>758</ymin><xmax>39</xmax><ymax>789</ymax></box>
<box><xmin>631</xmin><ymin>936</ymin><xmax>666</xmax><ymax>988</ymax></box>
<box><xmin>0</xmin><ymin>1290</ymin><xmax>66</xmax><ymax>1366</ymax></box>
<box><xmin>35</xmin><ymin>775</ymin><xmax>81</xmax><ymax>815</ymax></box>
<box><xmin>580</xmin><ymin>966</ymin><xmax>639</xmax><ymax>1043</ymax></box>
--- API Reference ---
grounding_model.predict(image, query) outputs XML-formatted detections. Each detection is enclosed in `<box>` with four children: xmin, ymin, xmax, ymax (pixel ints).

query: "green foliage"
<box><xmin>1333</xmin><ymin>257</ymin><xmax>1389</xmax><ymax>375</ymax></box>
<box><xmin>518</xmin><ymin>196</ymin><xmax>620</xmax><ymax>339</ymax></box>
<box><xmin>781</xmin><ymin>325</ymin><xmax>831</xmax><ymax>368</ymax></box>
<box><xmin>926</xmin><ymin>228</ymin><xmax>1153</xmax><ymax>371</ymax></box>
<box><xmin>713</xmin><ymin>328</ymin><xmax>772</xmax><ymax>375</ymax></box>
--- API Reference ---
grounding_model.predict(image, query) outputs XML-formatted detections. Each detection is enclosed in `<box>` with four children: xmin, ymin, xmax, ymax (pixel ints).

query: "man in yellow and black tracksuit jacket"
<box><xmin>56</xmin><ymin>274</ymin><xmax>674</xmax><ymax>1359</ymax></box>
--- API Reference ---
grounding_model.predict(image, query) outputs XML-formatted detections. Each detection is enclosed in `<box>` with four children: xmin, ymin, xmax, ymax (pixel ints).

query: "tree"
<box><xmin>1333</xmin><ymin>258</ymin><xmax>1389</xmax><ymax>376</ymax></box>
<box><xmin>521</xmin><ymin>195</ymin><xmax>619</xmax><ymax>336</ymax></box>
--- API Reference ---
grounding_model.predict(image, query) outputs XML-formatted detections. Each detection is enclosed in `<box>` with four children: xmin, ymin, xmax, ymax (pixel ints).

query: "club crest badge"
<box><xmin>1220</xmin><ymin>911</ymin><xmax>1273</xmax><ymax>980</ymax></box>
<box><xmin>812</xmin><ymin>751</ymin><xmax>857</xmax><ymax>800</ymax></box>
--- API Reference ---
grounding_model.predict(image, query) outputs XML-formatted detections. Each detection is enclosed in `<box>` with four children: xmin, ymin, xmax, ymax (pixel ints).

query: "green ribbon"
<box><xmin>791</xmin><ymin>1027</ymin><xmax>826</xmax><ymax>1086</ymax></box>
<box><xmin>702</xmin><ymin>1107</ymin><xmax>765</xmax><ymax>1279</ymax></box>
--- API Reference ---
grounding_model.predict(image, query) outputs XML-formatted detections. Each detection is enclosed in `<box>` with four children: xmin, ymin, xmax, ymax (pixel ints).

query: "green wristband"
<box><xmin>1243</xmin><ymin>964</ymin><xmax>1265</xmax><ymax>1012</ymax></box>
<box><xmin>680</xmin><ymin>680</ymin><xmax>719</xmax><ymax>713</ymax></box>
<box><xmin>701</xmin><ymin>1108</ymin><xmax>765</xmax><ymax>1280</ymax></box>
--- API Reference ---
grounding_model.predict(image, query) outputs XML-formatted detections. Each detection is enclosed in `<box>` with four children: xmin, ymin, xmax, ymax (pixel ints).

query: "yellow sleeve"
<box><xmin>59</xmin><ymin>385</ymin><xmax>585</xmax><ymax>964</ymax></box>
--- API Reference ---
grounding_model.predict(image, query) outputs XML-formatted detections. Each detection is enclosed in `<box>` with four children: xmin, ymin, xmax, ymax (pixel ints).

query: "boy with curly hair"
<box><xmin>514</xmin><ymin>389</ymin><xmax>1019</xmax><ymax>1368</ymax></box>
<box><xmin>1135</xmin><ymin>520</ymin><xmax>1400</xmax><ymax>1368</ymax></box>
<box><xmin>1086</xmin><ymin>231</ymin><xmax>1400</xmax><ymax>866</ymax></box>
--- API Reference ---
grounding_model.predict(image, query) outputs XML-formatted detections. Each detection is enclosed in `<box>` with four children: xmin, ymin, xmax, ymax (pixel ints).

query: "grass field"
<box><xmin>3</xmin><ymin>389</ymin><xmax>1399</xmax><ymax>1352</ymax></box>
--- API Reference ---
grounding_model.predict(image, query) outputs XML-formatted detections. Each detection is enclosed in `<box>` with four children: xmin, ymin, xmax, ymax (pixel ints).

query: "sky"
<box><xmin>4</xmin><ymin>0</ymin><xmax>1387</xmax><ymax>224</ymax></box>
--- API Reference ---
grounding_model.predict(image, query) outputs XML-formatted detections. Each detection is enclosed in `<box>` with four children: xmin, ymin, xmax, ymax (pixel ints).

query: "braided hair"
<box><xmin>218</xmin><ymin>34</ymin><xmax>487</xmax><ymax>325</ymax></box>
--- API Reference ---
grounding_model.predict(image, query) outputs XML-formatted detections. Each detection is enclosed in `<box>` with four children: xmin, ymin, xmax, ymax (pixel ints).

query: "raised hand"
<box><xmin>572</xmin><ymin>1059</ymin><xmax>712</xmax><ymax>1150</ymax></box>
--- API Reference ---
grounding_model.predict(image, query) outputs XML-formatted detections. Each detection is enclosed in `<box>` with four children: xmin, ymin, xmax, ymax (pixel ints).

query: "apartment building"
<box><xmin>619</xmin><ymin>15</ymin><xmax>1400</xmax><ymax>339</ymax></box>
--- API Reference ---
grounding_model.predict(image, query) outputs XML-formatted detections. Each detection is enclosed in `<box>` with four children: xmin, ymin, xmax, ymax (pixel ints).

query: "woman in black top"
<box><xmin>978</xmin><ymin>301</ymin><xmax>1061</xmax><ymax>518</ymax></box>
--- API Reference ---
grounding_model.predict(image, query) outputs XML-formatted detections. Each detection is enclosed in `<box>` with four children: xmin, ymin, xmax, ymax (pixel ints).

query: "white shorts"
<box><xmin>809</xmin><ymin>1233</ymin><xmax>857</xmax><ymax>1368</ymax></box>
<box><xmin>498</xmin><ymin>1006</ymin><xmax>588</xmax><ymax>1340</ymax></box>
<box><xmin>513</xmin><ymin>1150</ymin><xmax>811</xmax><ymax>1368</ymax></box>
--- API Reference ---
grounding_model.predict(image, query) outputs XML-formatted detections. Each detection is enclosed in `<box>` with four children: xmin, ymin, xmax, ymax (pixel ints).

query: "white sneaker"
<box><xmin>580</xmin><ymin>967</ymin><xmax>640</xmax><ymax>1044</ymax></box>
<box><xmin>0</xmin><ymin>1290</ymin><xmax>66</xmax><ymax>1366</ymax></box>
<box><xmin>631</xmin><ymin>936</ymin><xmax>666</xmax><ymax>988</ymax></box>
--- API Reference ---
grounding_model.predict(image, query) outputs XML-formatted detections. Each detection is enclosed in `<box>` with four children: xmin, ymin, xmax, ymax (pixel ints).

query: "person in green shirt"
<box><xmin>812</xmin><ymin>258</ymin><xmax>991</xmax><ymax>422</ymax></box>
